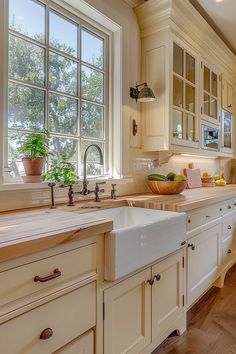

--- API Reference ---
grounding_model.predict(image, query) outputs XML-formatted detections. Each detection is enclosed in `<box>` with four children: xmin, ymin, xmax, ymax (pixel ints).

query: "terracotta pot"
<box><xmin>22</xmin><ymin>157</ymin><xmax>45</xmax><ymax>176</ymax></box>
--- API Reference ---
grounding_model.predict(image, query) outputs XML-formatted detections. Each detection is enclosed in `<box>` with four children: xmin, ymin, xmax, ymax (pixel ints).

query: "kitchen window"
<box><xmin>7</xmin><ymin>0</ymin><xmax>109</xmax><ymax>178</ymax></box>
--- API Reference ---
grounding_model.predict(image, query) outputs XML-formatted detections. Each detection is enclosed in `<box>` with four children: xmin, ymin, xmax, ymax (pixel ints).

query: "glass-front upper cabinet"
<box><xmin>202</xmin><ymin>61</ymin><xmax>221</xmax><ymax>125</ymax></box>
<box><xmin>172</xmin><ymin>41</ymin><xmax>199</xmax><ymax>147</ymax></box>
<box><xmin>221</xmin><ymin>109</ymin><xmax>233</xmax><ymax>155</ymax></box>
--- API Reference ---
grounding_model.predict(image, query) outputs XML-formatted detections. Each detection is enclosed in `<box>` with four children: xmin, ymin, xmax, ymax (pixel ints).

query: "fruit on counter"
<box><xmin>166</xmin><ymin>172</ymin><xmax>176</xmax><ymax>181</ymax></box>
<box><xmin>148</xmin><ymin>173</ymin><xmax>186</xmax><ymax>182</ymax></box>
<box><xmin>174</xmin><ymin>174</ymin><xmax>187</xmax><ymax>182</ymax></box>
<box><xmin>148</xmin><ymin>174</ymin><xmax>168</xmax><ymax>181</ymax></box>
<box><xmin>215</xmin><ymin>178</ymin><xmax>226</xmax><ymax>186</ymax></box>
<box><xmin>202</xmin><ymin>171</ymin><xmax>211</xmax><ymax>177</ymax></box>
<box><xmin>214</xmin><ymin>174</ymin><xmax>221</xmax><ymax>181</ymax></box>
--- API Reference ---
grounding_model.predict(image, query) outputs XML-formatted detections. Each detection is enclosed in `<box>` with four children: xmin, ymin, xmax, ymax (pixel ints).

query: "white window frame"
<box><xmin>0</xmin><ymin>0</ymin><xmax>122</xmax><ymax>187</ymax></box>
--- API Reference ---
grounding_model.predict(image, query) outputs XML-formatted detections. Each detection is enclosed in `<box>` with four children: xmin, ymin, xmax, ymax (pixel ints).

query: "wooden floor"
<box><xmin>152</xmin><ymin>265</ymin><xmax>236</xmax><ymax>354</ymax></box>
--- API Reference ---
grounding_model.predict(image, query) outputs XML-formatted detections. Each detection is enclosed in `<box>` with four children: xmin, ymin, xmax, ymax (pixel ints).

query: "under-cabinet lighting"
<box><xmin>180</xmin><ymin>153</ymin><xmax>218</xmax><ymax>159</ymax></box>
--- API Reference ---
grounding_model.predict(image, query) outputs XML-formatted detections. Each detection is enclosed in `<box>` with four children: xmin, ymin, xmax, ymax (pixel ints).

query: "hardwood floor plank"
<box><xmin>152</xmin><ymin>265</ymin><xmax>236</xmax><ymax>354</ymax></box>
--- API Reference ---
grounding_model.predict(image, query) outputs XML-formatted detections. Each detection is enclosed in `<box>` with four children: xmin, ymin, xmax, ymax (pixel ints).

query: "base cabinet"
<box><xmin>55</xmin><ymin>330</ymin><xmax>94</xmax><ymax>354</ymax></box>
<box><xmin>152</xmin><ymin>251</ymin><xmax>185</xmax><ymax>341</ymax></box>
<box><xmin>104</xmin><ymin>268</ymin><xmax>152</xmax><ymax>354</ymax></box>
<box><xmin>187</xmin><ymin>224</ymin><xmax>222</xmax><ymax>307</ymax></box>
<box><xmin>103</xmin><ymin>250</ymin><xmax>185</xmax><ymax>354</ymax></box>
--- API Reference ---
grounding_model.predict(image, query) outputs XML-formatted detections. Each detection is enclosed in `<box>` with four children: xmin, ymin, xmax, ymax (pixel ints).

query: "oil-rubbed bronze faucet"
<box><xmin>80</xmin><ymin>144</ymin><xmax>104</xmax><ymax>196</ymax></box>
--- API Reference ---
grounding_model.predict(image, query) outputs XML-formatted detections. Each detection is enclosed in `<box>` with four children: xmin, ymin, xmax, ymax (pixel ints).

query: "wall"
<box><xmin>0</xmin><ymin>0</ymin><xmax>230</xmax><ymax>212</ymax></box>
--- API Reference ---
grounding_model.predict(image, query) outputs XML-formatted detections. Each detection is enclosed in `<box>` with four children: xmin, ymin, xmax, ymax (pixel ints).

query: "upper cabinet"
<box><xmin>172</xmin><ymin>41</ymin><xmax>199</xmax><ymax>147</ymax></box>
<box><xmin>201</xmin><ymin>62</ymin><xmax>221</xmax><ymax>125</ymax></box>
<box><xmin>135</xmin><ymin>0</ymin><xmax>236</xmax><ymax>156</ymax></box>
<box><xmin>222</xmin><ymin>78</ymin><xmax>234</xmax><ymax>114</ymax></box>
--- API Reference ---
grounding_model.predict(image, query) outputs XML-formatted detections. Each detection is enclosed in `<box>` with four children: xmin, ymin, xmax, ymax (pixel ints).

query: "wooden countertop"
<box><xmin>0</xmin><ymin>209</ymin><xmax>113</xmax><ymax>263</ymax></box>
<box><xmin>126</xmin><ymin>185</ymin><xmax>236</xmax><ymax>212</ymax></box>
<box><xmin>2</xmin><ymin>184</ymin><xmax>236</xmax><ymax>263</ymax></box>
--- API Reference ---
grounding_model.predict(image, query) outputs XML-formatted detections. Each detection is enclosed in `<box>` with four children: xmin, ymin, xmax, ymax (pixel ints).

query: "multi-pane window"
<box><xmin>8</xmin><ymin>0</ymin><xmax>108</xmax><ymax>177</ymax></box>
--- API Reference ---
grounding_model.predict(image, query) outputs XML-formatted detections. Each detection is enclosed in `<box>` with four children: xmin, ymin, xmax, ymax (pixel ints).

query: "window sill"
<box><xmin>0</xmin><ymin>177</ymin><xmax>134</xmax><ymax>192</ymax></box>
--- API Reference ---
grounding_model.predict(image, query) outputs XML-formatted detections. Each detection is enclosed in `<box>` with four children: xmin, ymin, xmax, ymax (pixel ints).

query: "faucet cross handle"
<box><xmin>111</xmin><ymin>183</ymin><xmax>117</xmax><ymax>200</ymax></box>
<box><xmin>94</xmin><ymin>182</ymin><xmax>106</xmax><ymax>202</ymax></box>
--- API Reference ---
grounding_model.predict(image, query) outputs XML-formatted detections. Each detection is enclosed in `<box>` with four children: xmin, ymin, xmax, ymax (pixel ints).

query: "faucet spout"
<box><xmin>81</xmin><ymin>144</ymin><xmax>104</xmax><ymax>195</ymax></box>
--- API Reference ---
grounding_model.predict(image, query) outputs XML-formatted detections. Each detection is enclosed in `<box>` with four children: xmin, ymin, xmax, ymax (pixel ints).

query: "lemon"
<box><xmin>174</xmin><ymin>175</ymin><xmax>186</xmax><ymax>182</ymax></box>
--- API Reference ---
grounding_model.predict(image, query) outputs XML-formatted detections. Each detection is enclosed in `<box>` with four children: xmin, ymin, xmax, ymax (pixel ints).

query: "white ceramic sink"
<box><xmin>86</xmin><ymin>206</ymin><xmax>186</xmax><ymax>280</ymax></box>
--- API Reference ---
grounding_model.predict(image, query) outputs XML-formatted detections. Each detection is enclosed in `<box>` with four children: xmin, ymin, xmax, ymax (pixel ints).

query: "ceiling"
<box><xmin>189</xmin><ymin>0</ymin><xmax>236</xmax><ymax>55</ymax></box>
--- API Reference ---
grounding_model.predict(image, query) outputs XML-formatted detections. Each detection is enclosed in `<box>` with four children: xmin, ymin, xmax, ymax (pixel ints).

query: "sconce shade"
<box><xmin>137</xmin><ymin>83</ymin><xmax>156</xmax><ymax>102</ymax></box>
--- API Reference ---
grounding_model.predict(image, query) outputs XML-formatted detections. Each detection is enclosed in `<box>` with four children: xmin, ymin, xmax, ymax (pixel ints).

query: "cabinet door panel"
<box><xmin>104</xmin><ymin>269</ymin><xmax>151</xmax><ymax>354</ymax></box>
<box><xmin>187</xmin><ymin>224</ymin><xmax>221</xmax><ymax>307</ymax></box>
<box><xmin>152</xmin><ymin>250</ymin><xmax>184</xmax><ymax>340</ymax></box>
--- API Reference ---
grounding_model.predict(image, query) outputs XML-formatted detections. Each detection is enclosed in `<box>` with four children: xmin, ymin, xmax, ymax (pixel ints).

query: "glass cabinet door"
<box><xmin>222</xmin><ymin>110</ymin><xmax>232</xmax><ymax>152</ymax></box>
<box><xmin>172</xmin><ymin>42</ymin><xmax>198</xmax><ymax>146</ymax></box>
<box><xmin>202</xmin><ymin>62</ymin><xmax>221</xmax><ymax>125</ymax></box>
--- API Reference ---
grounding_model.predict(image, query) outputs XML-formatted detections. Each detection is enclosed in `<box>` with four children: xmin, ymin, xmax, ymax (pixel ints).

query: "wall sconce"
<box><xmin>130</xmin><ymin>82</ymin><xmax>156</xmax><ymax>103</ymax></box>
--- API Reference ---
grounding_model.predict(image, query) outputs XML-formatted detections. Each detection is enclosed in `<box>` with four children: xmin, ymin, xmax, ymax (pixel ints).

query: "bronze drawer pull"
<box><xmin>205</xmin><ymin>215</ymin><xmax>211</xmax><ymax>218</ymax></box>
<box><xmin>34</xmin><ymin>268</ymin><xmax>61</xmax><ymax>283</ymax></box>
<box><xmin>228</xmin><ymin>249</ymin><xmax>232</xmax><ymax>254</ymax></box>
<box><xmin>40</xmin><ymin>328</ymin><xmax>53</xmax><ymax>340</ymax></box>
<box><xmin>155</xmin><ymin>274</ymin><xmax>161</xmax><ymax>281</ymax></box>
<box><xmin>228</xmin><ymin>205</ymin><xmax>232</xmax><ymax>209</ymax></box>
<box><xmin>147</xmin><ymin>278</ymin><xmax>155</xmax><ymax>286</ymax></box>
<box><xmin>188</xmin><ymin>243</ymin><xmax>195</xmax><ymax>251</ymax></box>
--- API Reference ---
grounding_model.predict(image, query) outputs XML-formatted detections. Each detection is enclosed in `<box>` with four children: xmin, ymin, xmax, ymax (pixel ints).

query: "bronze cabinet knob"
<box><xmin>188</xmin><ymin>243</ymin><xmax>195</xmax><ymax>251</ymax></box>
<box><xmin>228</xmin><ymin>249</ymin><xmax>232</xmax><ymax>254</ymax></box>
<box><xmin>155</xmin><ymin>274</ymin><xmax>161</xmax><ymax>281</ymax></box>
<box><xmin>228</xmin><ymin>225</ymin><xmax>232</xmax><ymax>230</ymax></box>
<box><xmin>40</xmin><ymin>328</ymin><xmax>53</xmax><ymax>340</ymax></box>
<box><xmin>147</xmin><ymin>278</ymin><xmax>154</xmax><ymax>286</ymax></box>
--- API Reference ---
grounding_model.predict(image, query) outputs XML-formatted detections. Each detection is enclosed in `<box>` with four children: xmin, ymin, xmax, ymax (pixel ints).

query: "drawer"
<box><xmin>187</xmin><ymin>204</ymin><xmax>221</xmax><ymax>231</ymax></box>
<box><xmin>0</xmin><ymin>244</ymin><xmax>96</xmax><ymax>308</ymax></box>
<box><xmin>220</xmin><ymin>199</ymin><xmax>233</xmax><ymax>215</ymax></box>
<box><xmin>54</xmin><ymin>330</ymin><xmax>94</xmax><ymax>354</ymax></box>
<box><xmin>0</xmin><ymin>282</ymin><xmax>96</xmax><ymax>354</ymax></box>
<box><xmin>222</xmin><ymin>236</ymin><xmax>236</xmax><ymax>267</ymax></box>
<box><xmin>222</xmin><ymin>216</ymin><xmax>233</xmax><ymax>239</ymax></box>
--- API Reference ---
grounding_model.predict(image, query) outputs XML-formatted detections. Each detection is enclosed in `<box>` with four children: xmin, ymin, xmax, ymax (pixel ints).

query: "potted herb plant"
<box><xmin>43</xmin><ymin>153</ymin><xmax>78</xmax><ymax>206</ymax></box>
<box><xmin>17</xmin><ymin>129</ymin><xmax>51</xmax><ymax>182</ymax></box>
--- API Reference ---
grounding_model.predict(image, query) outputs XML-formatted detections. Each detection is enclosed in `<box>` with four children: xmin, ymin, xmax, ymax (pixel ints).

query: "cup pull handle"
<box><xmin>40</xmin><ymin>328</ymin><xmax>53</xmax><ymax>340</ymax></box>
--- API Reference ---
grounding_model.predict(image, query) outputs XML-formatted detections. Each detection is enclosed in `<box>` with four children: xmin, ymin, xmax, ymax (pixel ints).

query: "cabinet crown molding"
<box><xmin>134</xmin><ymin>0</ymin><xmax>236</xmax><ymax>82</ymax></box>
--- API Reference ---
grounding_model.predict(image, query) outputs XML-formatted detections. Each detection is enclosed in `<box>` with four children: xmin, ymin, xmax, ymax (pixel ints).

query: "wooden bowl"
<box><xmin>147</xmin><ymin>180</ymin><xmax>187</xmax><ymax>194</ymax></box>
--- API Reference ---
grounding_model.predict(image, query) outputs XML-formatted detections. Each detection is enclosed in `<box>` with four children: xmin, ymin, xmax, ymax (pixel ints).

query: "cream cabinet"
<box><xmin>151</xmin><ymin>250</ymin><xmax>185</xmax><ymax>342</ymax></box>
<box><xmin>141</xmin><ymin>30</ymin><xmax>200</xmax><ymax>152</ymax></box>
<box><xmin>54</xmin><ymin>330</ymin><xmax>94</xmax><ymax>354</ymax></box>
<box><xmin>222</xmin><ymin>78</ymin><xmax>234</xmax><ymax>114</ymax></box>
<box><xmin>0</xmin><ymin>237</ymin><xmax>98</xmax><ymax>354</ymax></box>
<box><xmin>103</xmin><ymin>268</ymin><xmax>152</xmax><ymax>354</ymax></box>
<box><xmin>0</xmin><ymin>283</ymin><xmax>96</xmax><ymax>354</ymax></box>
<box><xmin>103</xmin><ymin>249</ymin><xmax>186</xmax><ymax>354</ymax></box>
<box><xmin>201</xmin><ymin>61</ymin><xmax>221</xmax><ymax>126</ymax></box>
<box><xmin>187</xmin><ymin>223</ymin><xmax>222</xmax><ymax>307</ymax></box>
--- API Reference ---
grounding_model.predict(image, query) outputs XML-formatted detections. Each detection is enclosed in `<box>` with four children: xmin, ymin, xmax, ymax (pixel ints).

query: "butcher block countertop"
<box><xmin>126</xmin><ymin>184</ymin><xmax>236</xmax><ymax>212</ymax></box>
<box><xmin>1</xmin><ymin>184</ymin><xmax>236</xmax><ymax>263</ymax></box>
<box><xmin>0</xmin><ymin>209</ymin><xmax>113</xmax><ymax>263</ymax></box>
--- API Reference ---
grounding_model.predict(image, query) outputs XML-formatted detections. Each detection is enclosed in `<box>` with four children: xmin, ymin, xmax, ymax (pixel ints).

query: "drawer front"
<box><xmin>0</xmin><ymin>282</ymin><xmax>96</xmax><ymax>354</ymax></box>
<box><xmin>0</xmin><ymin>244</ymin><xmax>96</xmax><ymax>308</ymax></box>
<box><xmin>222</xmin><ymin>216</ymin><xmax>233</xmax><ymax>239</ymax></box>
<box><xmin>220</xmin><ymin>200</ymin><xmax>233</xmax><ymax>215</ymax></box>
<box><xmin>54</xmin><ymin>330</ymin><xmax>94</xmax><ymax>354</ymax></box>
<box><xmin>187</xmin><ymin>204</ymin><xmax>221</xmax><ymax>231</ymax></box>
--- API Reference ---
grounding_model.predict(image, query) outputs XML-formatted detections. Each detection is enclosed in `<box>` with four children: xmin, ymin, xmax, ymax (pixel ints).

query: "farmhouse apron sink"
<box><xmin>86</xmin><ymin>206</ymin><xmax>186</xmax><ymax>280</ymax></box>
